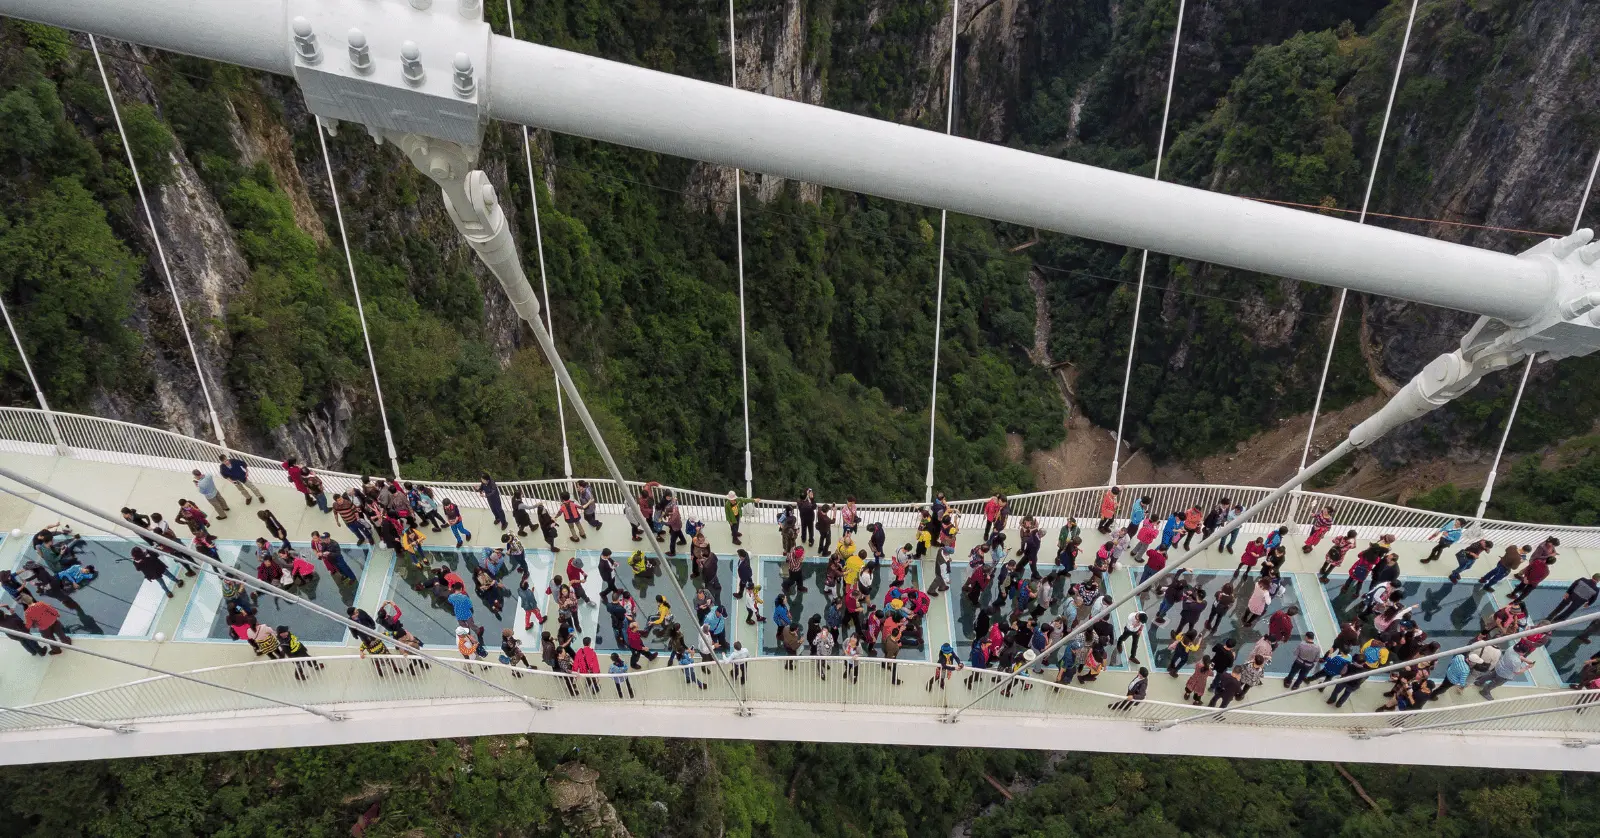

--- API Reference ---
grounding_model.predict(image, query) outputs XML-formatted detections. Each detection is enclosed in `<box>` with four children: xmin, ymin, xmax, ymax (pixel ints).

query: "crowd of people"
<box><xmin>3</xmin><ymin>465</ymin><xmax>1599</xmax><ymax>714</ymax></box>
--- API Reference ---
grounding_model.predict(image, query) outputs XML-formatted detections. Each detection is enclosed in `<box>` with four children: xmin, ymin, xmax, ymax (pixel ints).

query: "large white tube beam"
<box><xmin>488</xmin><ymin>42</ymin><xmax>1555</xmax><ymax>322</ymax></box>
<box><xmin>0</xmin><ymin>0</ymin><xmax>1561</xmax><ymax>323</ymax></box>
<box><xmin>0</xmin><ymin>0</ymin><xmax>291</xmax><ymax>74</ymax></box>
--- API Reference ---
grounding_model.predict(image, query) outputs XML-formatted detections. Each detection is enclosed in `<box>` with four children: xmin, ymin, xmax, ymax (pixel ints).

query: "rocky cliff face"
<box><xmin>89</xmin><ymin>38</ymin><xmax>253</xmax><ymax>451</ymax></box>
<box><xmin>1359</xmin><ymin>0</ymin><xmax>1600</xmax><ymax>466</ymax></box>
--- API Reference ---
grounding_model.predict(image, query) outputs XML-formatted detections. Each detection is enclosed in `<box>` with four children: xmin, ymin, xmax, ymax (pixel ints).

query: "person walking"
<box><xmin>333</xmin><ymin>492</ymin><xmax>374</xmax><ymax>545</ymax></box>
<box><xmin>1097</xmin><ymin>486</ymin><xmax>1119</xmax><ymax>534</ymax></box>
<box><xmin>574</xmin><ymin>480</ymin><xmax>603</xmax><ymax>532</ymax></box>
<box><xmin>1422</xmin><ymin>516</ymin><xmax>1466</xmax><ymax>563</ymax></box>
<box><xmin>478</xmin><ymin>474</ymin><xmax>508</xmax><ymax>531</ymax></box>
<box><xmin>24</xmin><ymin>598</ymin><xmax>70</xmax><ymax>651</ymax></box>
<box><xmin>1109</xmin><ymin>667</ymin><xmax>1149</xmax><ymax>712</ymax></box>
<box><xmin>1447</xmin><ymin>538</ymin><xmax>1494</xmax><ymax>584</ymax></box>
<box><xmin>443</xmin><ymin>499</ymin><xmax>472</xmax><ymax>547</ymax></box>
<box><xmin>280</xmin><ymin>456</ymin><xmax>318</xmax><ymax>509</ymax></box>
<box><xmin>1478</xmin><ymin>544</ymin><xmax>1530</xmax><ymax>592</ymax></box>
<box><xmin>0</xmin><ymin>605</ymin><xmax>47</xmax><ymax>657</ymax></box>
<box><xmin>129</xmin><ymin>546</ymin><xmax>183</xmax><ymax>598</ymax></box>
<box><xmin>797</xmin><ymin>489</ymin><xmax>817</xmax><ymax>548</ymax></box>
<box><xmin>559</xmin><ymin>491</ymin><xmax>587</xmax><ymax>542</ymax></box>
<box><xmin>1114</xmin><ymin>611</ymin><xmax>1147</xmax><ymax>665</ymax></box>
<box><xmin>608</xmin><ymin>653</ymin><xmax>634</xmax><ymax>697</ymax></box>
<box><xmin>448</xmin><ymin>583</ymin><xmax>481</xmax><ymax>638</ymax></box>
<box><xmin>1284</xmin><ymin>632</ymin><xmax>1321</xmax><ymax>689</ymax></box>
<box><xmin>1326</xmin><ymin>653</ymin><xmax>1373</xmax><ymax>708</ymax></box>
<box><xmin>1208</xmin><ymin>665</ymin><xmax>1242</xmax><ymax>708</ymax></box>
<box><xmin>218</xmin><ymin>453</ymin><xmax>266</xmax><ymax>505</ymax></box>
<box><xmin>189</xmin><ymin>469</ymin><xmax>230</xmax><ymax>519</ymax></box>
<box><xmin>1475</xmin><ymin>646</ymin><xmax>1534</xmax><ymax>699</ymax></box>
<box><xmin>1506</xmin><ymin>549</ymin><xmax>1556</xmax><ymax>605</ymax></box>
<box><xmin>725</xmin><ymin>492</ymin><xmax>758</xmax><ymax>546</ymax></box>
<box><xmin>1548</xmin><ymin>574</ymin><xmax>1600</xmax><ymax>622</ymax></box>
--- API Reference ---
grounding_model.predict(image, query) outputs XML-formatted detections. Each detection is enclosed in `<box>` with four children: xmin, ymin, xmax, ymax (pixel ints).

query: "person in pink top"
<box><xmin>1097</xmin><ymin>487</ymin><xmax>1120</xmax><ymax>534</ymax></box>
<box><xmin>1131</xmin><ymin>517</ymin><xmax>1159</xmax><ymax>563</ymax></box>
<box><xmin>1233</xmin><ymin>538</ymin><xmax>1266</xmax><ymax>581</ymax></box>
<box><xmin>1241</xmin><ymin>577</ymin><xmax>1272</xmax><ymax>628</ymax></box>
<box><xmin>982</xmin><ymin>494</ymin><xmax>1004</xmax><ymax>541</ymax></box>
<box><xmin>1506</xmin><ymin>548</ymin><xmax>1556</xmax><ymax>605</ymax></box>
<box><xmin>281</xmin><ymin>456</ymin><xmax>316</xmax><ymax>508</ymax></box>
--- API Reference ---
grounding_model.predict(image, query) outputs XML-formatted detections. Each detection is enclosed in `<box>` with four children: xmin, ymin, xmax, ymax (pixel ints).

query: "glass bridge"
<box><xmin>0</xmin><ymin>408</ymin><xmax>1596</xmax><ymax>770</ymax></box>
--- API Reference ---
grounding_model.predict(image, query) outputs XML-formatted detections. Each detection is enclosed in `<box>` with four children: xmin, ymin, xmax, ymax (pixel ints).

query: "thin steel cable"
<box><xmin>1296</xmin><ymin>0</ymin><xmax>1420</xmax><ymax>478</ymax></box>
<box><xmin>316</xmin><ymin>128</ymin><xmax>401</xmax><ymax>479</ymax></box>
<box><xmin>728</xmin><ymin>0</ymin><xmax>754</xmax><ymax>498</ymax></box>
<box><xmin>1156</xmin><ymin>603</ymin><xmax>1600</xmax><ymax>730</ymax></box>
<box><xmin>0</xmin><ymin>700</ymin><xmax>130</xmax><ymax>733</ymax></box>
<box><xmin>89</xmin><ymin>35</ymin><xmax>227</xmax><ymax>451</ymax></box>
<box><xmin>1109</xmin><ymin>0</ymin><xmax>1185</xmax><ymax>486</ymax></box>
<box><xmin>505</xmin><ymin>0</ymin><xmax>574</xmax><ymax>485</ymax></box>
<box><xmin>0</xmin><ymin>469</ymin><xmax>550</xmax><ymax>710</ymax></box>
<box><xmin>0</xmin><ymin>626</ymin><xmax>343</xmax><ymax>721</ymax></box>
<box><xmin>1472</xmin><ymin>143</ymin><xmax>1600</xmax><ymax>521</ymax></box>
<box><xmin>946</xmin><ymin>439</ymin><xmax>1356</xmax><ymax>720</ymax></box>
<box><xmin>924</xmin><ymin>0</ymin><xmax>961</xmax><ymax>504</ymax></box>
<box><xmin>1368</xmin><ymin>688</ymin><xmax>1600</xmax><ymax>738</ymax></box>
<box><xmin>0</xmin><ymin>294</ymin><xmax>65</xmax><ymax>449</ymax></box>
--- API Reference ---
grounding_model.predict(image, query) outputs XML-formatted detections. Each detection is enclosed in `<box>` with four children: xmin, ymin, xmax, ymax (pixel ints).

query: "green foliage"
<box><xmin>14</xmin><ymin>22</ymin><xmax>72</xmax><ymax>67</ymax></box>
<box><xmin>973</xmin><ymin>756</ymin><xmax>1600</xmax><ymax>838</ymax></box>
<box><xmin>0</xmin><ymin>177</ymin><xmax>141</xmax><ymax>405</ymax></box>
<box><xmin>116</xmin><ymin>102</ymin><xmax>176</xmax><ymax>187</ymax></box>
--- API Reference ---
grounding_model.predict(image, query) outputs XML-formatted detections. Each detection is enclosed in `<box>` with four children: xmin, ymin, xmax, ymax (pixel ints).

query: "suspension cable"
<box><xmin>0</xmin><ymin>701</ymin><xmax>131</xmax><ymax>734</ymax></box>
<box><xmin>0</xmin><ymin>626</ymin><xmax>344</xmax><ymax>722</ymax></box>
<box><xmin>316</xmin><ymin>127</ymin><xmax>401</xmax><ymax>480</ymax></box>
<box><xmin>505</xmin><ymin>0</ymin><xmax>574</xmax><ymax>486</ymax></box>
<box><xmin>1108</xmin><ymin>0</ymin><xmax>1186</xmax><ymax>486</ymax></box>
<box><xmin>0</xmin><ymin>293</ymin><xmax>66</xmax><ymax>450</ymax></box>
<box><xmin>493</xmin><ymin>5</ymin><xmax>746</xmax><ymax>711</ymax></box>
<box><xmin>89</xmin><ymin>35</ymin><xmax>227</xmax><ymax>451</ymax></box>
<box><xmin>0</xmin><ymin>468</ymin><xmax>550</xmax><ymax>711</ymax></box>
<box><xmin>1296</xmin><ymin>0</ymin><xmax>1420</xmax><ymax>482</ymax></box>
<box><xmin>728</xmin><ymin>0</ymin><xmax>754</xmax><ymax>498</ymax></box>
<box><xmin>1473</xmin><ymin>143</ymin><xmax>1600</xmax><ymax>522</ymax></box>
<box><xmin>1367</xmin><ymin>690</ymin><xmax>1600</xmax><ymax>738</ymax></box>
<box><xmin>923</xmin><ymin>0</ymin><xmax>961</xmax><ymax>504</ymax></box>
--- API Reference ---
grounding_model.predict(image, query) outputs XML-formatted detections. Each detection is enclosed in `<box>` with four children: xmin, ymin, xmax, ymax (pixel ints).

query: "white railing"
<box><xmin>0</xmin><ymin>406</ymin><xmax>1593</xmax><ymax>545</ymax></box>
<box><xmin>3</xmin><ymin>654</ymin><xmax>1598</xmax><ymax>740</ymax></box>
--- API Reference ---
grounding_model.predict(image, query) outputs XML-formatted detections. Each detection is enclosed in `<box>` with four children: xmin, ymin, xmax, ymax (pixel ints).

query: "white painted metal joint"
<box><xmin>288</xmin><ymin>0</ymin><xmax>490</xmax><ymax>150</ymax></box>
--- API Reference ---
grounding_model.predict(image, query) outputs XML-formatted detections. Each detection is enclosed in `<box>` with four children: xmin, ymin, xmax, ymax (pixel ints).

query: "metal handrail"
<box><xmin>0</xmin><ymin>406</ymin><xmax>1592</xmax><ymax>543</ymax></box>
<box><xmin>4</xmin><ymin>653</ymin><xmax>1598</xmax><ymax>740</ymax></box>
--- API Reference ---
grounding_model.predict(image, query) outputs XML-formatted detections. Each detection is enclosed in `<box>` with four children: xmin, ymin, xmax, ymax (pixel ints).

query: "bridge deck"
<box><xmin>0</xmin><ymin>449</ymin><xmax>1597</xmax><ymax>769</ymax></box>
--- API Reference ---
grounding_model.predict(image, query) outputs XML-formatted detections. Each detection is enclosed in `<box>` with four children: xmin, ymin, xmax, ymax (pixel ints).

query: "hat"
<box><xmin>891</xmin><ymin>598</ymin><xmax>904</xmax><ymax>609</ymax></box>
<box><xmin>727</xmin><ymin>490</ymin><xmax>736</xmax><ymax>500</ymax></box>
<box><xmin>570</xmin><ymin>557</ymin><xmax>584</xmax><ymax>569</ymax></box>
<box><xmin>1363</xmin><ymin>647</ymin><xmax>1381</xmax><ymax>664</ymax></box>
<box><xmin>1023</xmin><ymin>650</ymin><xmax>1038</xmax><ymax>662</ymax></box>
<box><xmin>455</xmin><ymin>627</ymin><xmax>471</xmax><ymax>637</ymax></box>
<box><xmin>482</xmin><ymin>547</ymin><xmax>494</xmax><ymax>558</ymax></box>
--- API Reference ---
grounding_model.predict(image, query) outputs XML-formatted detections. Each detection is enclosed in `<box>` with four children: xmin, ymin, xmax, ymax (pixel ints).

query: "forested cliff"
<box><xmin>1</xmin><ymin>0</ymin><xmax>1598</xmax><ymax>510</ymax></box>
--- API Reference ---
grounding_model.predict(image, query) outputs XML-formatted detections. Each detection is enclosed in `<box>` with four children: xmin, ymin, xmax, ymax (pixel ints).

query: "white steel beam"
<box><xmin>0</xmin><ymin>0</ymin><xmax>1591</xmax><ymax>325</ymax></box>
